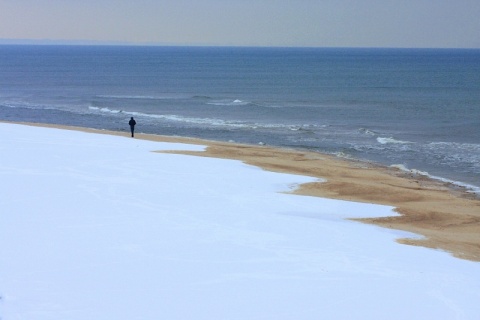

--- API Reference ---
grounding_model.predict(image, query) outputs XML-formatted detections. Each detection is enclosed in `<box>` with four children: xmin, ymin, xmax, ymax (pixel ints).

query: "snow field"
<box><xmin>1</xmin><ymin>123</ymin><xmax>479</xmax><ymax>319</ymax></box>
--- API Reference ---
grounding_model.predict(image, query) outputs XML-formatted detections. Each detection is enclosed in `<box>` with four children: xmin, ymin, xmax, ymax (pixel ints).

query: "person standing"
<box><xmin>128</xmin><ymin>117</ymin><xmax>136</xmax><ymax>137</ymax></box>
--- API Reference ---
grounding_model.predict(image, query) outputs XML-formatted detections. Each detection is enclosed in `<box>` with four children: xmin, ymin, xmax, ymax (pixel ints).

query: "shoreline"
<box><xmin>9</xmin><ymin>121</ymin><xmax>480</xmax><ymax>261</ymax></box>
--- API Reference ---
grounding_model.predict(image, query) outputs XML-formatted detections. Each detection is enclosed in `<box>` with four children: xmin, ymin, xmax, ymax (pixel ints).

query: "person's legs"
<box><xmin>130</xmin><ymin>126</ymin><xmax>134</xmax><ymax>137</ymax></box>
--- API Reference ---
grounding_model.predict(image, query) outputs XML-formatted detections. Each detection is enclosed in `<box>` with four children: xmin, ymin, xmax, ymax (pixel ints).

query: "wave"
<box><xmin>88</xmin><ymin>106</ymin><xmax>123</xmax><ymax>114</ymax></box>
<box><xmin>377</xmin><ymin>137</ymin><xmax>413</xmax><ymax>145</ymax></box>
<box><xmin>358</xmin><ymin>128</ymin><xmax>376</xmax><ymax>136</ymax></box>
<box><xmin>389</xmin><ymin>164</ymin><xmax>430</xmax><ymax>176</ymax></box>
<box><xmin>192</xmin><ymin>95</ymin><xmax>213</xmax><ymax>100</ymax></box>
<box><xmin>3</xmin><ymin>102</ymin><xmax>39</xmax><ymax>109</ymax></box>
<box><xmin>95</xmin><ymin>94</ymin><xmax>187</xmax><ymax>100</ymax></box>
<box><xmin>87</xmin><ymin>105</ymin><xmax>318</xmax><ymax>132</ymax></box>
<box><xmin>423</xmin><ymin>142</ymin><xmax>480</xmax><ymax>172</ymax></box>
<box><xmin>390</xmin><ymin>164</ymin><xmax>480</xmax><ymax>195</ymax></box>
<box><xmin>206</xmin><ymin>99</ymin><xmax>250</xmax><ymax>106</ymax></box>
<box><xmin>333</xmin><ymin>152</ymin><xmax>355</xmax><ymax>160</ymax></box>
<box><xmin>358</xmin><ymin>128</ymin><xmax>414</xmax><ymax>148</ymax></box>
<box><xmin>2</xmin><ymin>101</ymin><xmax>65</xmax><ymax>111</ymax></box>
<box><xmin>357</xmin><ymin>128</ymin><xmax>412</xmax><ymax>145</ymax></box>
<box><xmin>428</xmin><ymin>141</ymin><xmax>480</xmax><ymax>152</ymax></box>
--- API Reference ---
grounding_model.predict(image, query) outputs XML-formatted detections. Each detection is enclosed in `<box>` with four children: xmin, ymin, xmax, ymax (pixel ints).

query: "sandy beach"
<box><xmin>20</xmin><ymin>121</ymin><xmax>480</xmax><ymax>262</ymax></box>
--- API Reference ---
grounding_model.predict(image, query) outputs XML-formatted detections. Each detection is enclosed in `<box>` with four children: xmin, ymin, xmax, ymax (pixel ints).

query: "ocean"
<box><xmin>1</xmin><ymin>45</ymin><xmax>479</xmax><ymax>193</ymax></box>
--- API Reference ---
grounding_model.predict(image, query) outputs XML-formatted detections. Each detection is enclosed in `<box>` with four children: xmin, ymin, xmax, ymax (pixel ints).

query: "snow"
<box><xmin>1</xmin><ymin>123</ymin><xmax>479</xmax><ymax>319</ymax></box>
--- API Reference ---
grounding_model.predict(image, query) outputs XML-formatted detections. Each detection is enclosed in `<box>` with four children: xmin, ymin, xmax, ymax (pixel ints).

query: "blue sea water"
<box><xmin>1</xmin><ymin>45</ymin><xmax>479</xmax><ymax>193</ymax></box>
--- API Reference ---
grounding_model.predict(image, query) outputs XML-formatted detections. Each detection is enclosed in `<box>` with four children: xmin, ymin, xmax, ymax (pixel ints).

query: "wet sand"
<box><xmin>14</xmin><ymin>122</ymin><xmax>480</xmax><ymax>261</ymax></box>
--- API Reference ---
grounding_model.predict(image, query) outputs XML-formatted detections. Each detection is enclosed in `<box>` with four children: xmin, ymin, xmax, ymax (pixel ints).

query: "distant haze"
<box><xmin>1</xmin><ymin>0</ymin><xmax>479</xmax><ymax>48</ymax></box>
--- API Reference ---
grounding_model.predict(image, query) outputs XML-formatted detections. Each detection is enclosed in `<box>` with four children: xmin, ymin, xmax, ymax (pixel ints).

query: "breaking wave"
<box><xmin>358</xmin><ymin>128</ymin><xmax>376</xmax><ymax>136</ymax></box>
<box><xmin>88</xmin><ymin>106</ymin><xmax>122</xmax><ymax>114</ymax></box>
<box><xmin>390</xmin><ymin>164</ymin><xmax>480</xmax><ymax>195</ymax></box>
<box><xmin>207</xmin><ymin>99</ymin><xmax>250</xmax><ymax>106</ymax></box>
<box><xmin>377</xmin><ymin>137</ymin><xmax>413</xmax><ymax>145</ymax></box>
<box><xmin>2</xmin><ymin>101</ymin><xmax>59</xmax><ymax>111</ymax></box>
<box><xmin>87</xmin><ymin>105</ymin><xmax>315</xmax><ymax>131</ymax></box>
<box><xmin>95</xmin><ymin>94</ymin><xmax>188</xmax><ymax>100</ymax></box>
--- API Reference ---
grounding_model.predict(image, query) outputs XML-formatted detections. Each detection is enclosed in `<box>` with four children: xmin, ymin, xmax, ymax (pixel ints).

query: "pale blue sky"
<box><xmin>1</xmin><ymin>0</ymin><xmax>479</xmax><ymax>47</ymax></box>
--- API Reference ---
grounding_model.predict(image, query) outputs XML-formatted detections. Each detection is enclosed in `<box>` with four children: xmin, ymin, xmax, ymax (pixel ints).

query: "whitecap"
<box><xmin>207</xmin><ymin>99</ymin><xmax>250</xmax><ymax>106</ymax></box>
<box><xmin>377</xmin><ymin>137</ymin><xmax>412</xmax><ymax>145</ymax></box>
<box><xmin>390</xmin><ymin>164</ymin><xmax>429</xmax><ymax>176</ymax></box>
<box><xmin>358</xmin><ymin>128</ymin><xmax>376</xmax><ymax>136</ymax></box>
<box><xmin>96</xmin><ymin>94</ymin><xmax>183</xmax><ymax>100</ymax></box>
<box><xmin>333</xmin><ymin>152</ymin><xmax>354</xmax><ymax>159</ymax></box>
<box><xmin>90</xmin><ymin>107</ymin><xmax>123</xmax><ymax>114</ymax></box>
<box><xmin>390</xmin><ymin>164</ymin><xmax>480</xmax><ymax>195</ymax></box>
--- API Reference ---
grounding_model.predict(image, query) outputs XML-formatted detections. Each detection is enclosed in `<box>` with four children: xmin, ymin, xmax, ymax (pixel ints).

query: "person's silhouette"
<box><xmin>128</xmin><ymin>117</ymin><xmax>136</xmax><ymax>137</ymax></box>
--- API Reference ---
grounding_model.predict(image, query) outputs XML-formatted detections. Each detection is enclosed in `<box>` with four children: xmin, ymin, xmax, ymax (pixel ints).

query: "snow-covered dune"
<box><xmin>1</xmin><ymin>123</ymin><xmax>479</xmax><ymax>319</ymax></box>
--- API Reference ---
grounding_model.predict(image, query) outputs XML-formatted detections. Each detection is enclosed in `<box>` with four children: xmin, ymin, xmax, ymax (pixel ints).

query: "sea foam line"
<box><xmin>95</xmin><ymin>94</ymin><xmax>187</xmax><ymax>100</ymax></box>
<box><xmin>207</xmin><ymin>99</ymin><xmax>250</xmax><ymax>106</ymax></box>
<box><xmin>377</xmin><ymin>137</ymin><xmax>413</xmax><ymax>145</ymax></box>
<box><xmin>88</xmin><ymin>106</ymin><xmax>315</xmax><ymax>131</ymax></box>
<box><xmin>390</xmin><ymin>164</ymin><xmax>480</xmax><ymax>196</ymax></box>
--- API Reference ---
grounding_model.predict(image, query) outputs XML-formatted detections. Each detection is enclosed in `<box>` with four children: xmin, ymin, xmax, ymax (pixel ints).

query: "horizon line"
<box><xmin>0</xmin><ymin>38</ymin><xmax>479</xmax><ymax>50</ymax></box>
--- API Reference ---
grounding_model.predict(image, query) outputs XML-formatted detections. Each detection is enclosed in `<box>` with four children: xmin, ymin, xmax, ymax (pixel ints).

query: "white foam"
<box><xmin>358</xmin><ymin>128</ymin><xmax>376</xmax><ymax>136</ymax></box>
<box><xmin>4</xmin><ymin>101</ymin><xmax>58</xmax><ymax>111</ymax></box>
<box><xmin>390</xmin><ymin>164</ymin><xmax>429</xmax><ymax>176</ymax></box>
<box><xmin>207</xmin><ymin>99</ymin><xmax>250</xmax><ymax>106</ymax></box>
<box><xmin>377</xmin><ymin>137</ymin><xmax>413</xmax><ymax>144</ymax></box>
<box><xmin>96</xmin><ymin>94</ymin><xmax>186</xmax><ymax>100</ymax></box>
<box><xmin>390</xmin><ymin>164</ymin><xmax>480</xmax><ymax>195</ymax></box>
<box><xmin>333</xmin><ymin>151</ymin><xmax>355</xmax><ymax>159</ymax></box>
<box><xmin>88</xmin><ymin>106</ymin><xmax>122</xmax><ymax>113</ymax></box>
<box><xmin>87</xmin><ymin>106</ymin><xmax>319</xmax><ymax>132</ymax></box>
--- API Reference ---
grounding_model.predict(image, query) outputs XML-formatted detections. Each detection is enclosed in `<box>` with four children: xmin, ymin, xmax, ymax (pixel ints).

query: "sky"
<box><xmin>1</xmin><ymin>0</ymin><xmax>479</xmax><ymax>48</ymax></box>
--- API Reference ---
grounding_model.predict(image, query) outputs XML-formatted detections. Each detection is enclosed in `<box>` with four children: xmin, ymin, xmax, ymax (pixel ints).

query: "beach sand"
<box><xmin>18</xmin><ymin>122</ymin><xmax>480</xmax><ymax>262</ymax></box>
